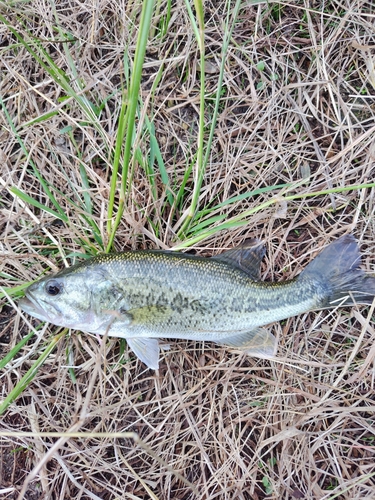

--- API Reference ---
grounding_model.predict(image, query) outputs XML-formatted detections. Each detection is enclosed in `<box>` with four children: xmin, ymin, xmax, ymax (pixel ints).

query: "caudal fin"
<box><xmin>300</xmin><ymin>234</ymin><xmax>375</xmax><ymax>307</ymax></box>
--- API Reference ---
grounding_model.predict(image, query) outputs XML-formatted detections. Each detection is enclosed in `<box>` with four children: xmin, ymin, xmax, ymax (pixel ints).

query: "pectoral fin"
<box><xmin>127</xmin><ymin>305</ymin><xmax>172</xmax><ymax>326</ymax></box>
<box><xmin>218</xmin><ymin>328</ymin><xmax>277</xmax><ymax>359</ymax></box>
<box><xmin>127</xmin><ymin>337</ymin><xmax>160</xmax><ymax>369</ymax></box>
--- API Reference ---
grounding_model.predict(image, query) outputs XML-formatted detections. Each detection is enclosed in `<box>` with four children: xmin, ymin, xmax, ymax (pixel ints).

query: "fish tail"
<box><xmin>300</xmin><ymin>234</ymin><xmax>375</xmax><ymax>307</ymax></box>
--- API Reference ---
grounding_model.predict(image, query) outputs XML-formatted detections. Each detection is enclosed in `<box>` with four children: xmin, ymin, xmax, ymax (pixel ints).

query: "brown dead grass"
<box><xmin>1</xmin><ymin>0</ymin><xmax>375</xmax><ymax>499</ymax></box>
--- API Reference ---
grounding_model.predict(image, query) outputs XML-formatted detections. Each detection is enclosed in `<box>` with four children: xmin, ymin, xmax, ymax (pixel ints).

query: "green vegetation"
<box><xmin>1</xmin><ymin>0</ymin><xmax>375</xmax><ymax>498</ymax></box>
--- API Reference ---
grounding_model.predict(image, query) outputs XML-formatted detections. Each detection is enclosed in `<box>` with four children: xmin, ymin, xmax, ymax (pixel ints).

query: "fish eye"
<box><xmin>45</xmin><ymin>279</ymin><xmax>63</xmax><ymax>296</ymax></box>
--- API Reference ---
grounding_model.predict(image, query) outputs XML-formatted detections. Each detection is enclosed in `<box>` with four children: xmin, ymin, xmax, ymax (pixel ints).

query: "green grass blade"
<box><xmin>195</xmin><ymin>183</ymin><xmax>291</xmax><ymax>219</ymax></box>
<box><xmin>106</xmin><ymin>0</ymin><xmax>156</xmax><ymax>252</ymax></box>
<box><xmin>0</xmin><ymin>330</ymin><xmax>66</xmax><ymax>415</ymax></box>
<box><xmin>177</xmin><ymin>0</ymin><xmax>243</xmax><ymax>237</ymax></box>
<box><xmin>173</xmin><ymin>182</ymin><xmax>375</xmax><ymax>250</ymax></box>
<box><xmin>145</xmin><ymin>115</ymin><xmax>174</xmax><ymax>205</ymax></box>
<box><xmin>0</xmin><ymin>330</ymin><xmax>35</xmax><ymax>370</ymax></box>
<box><xmin>107</xmin><ymin>93</ymin><xmax>128</xmax><ymax>236</ymax></box>
<box><xmin>0</xmin><ymin>283</ymin><xmax>31</xmax><ymax>300</ymax></box>
<box><xmin>9</xmin><ymin>187</ymin><xmax>68</xmax><ymax>222</ymax></box>
<box><xmin>0</xmin><ymin>96</ymin><xmax>70</xmax><ymax>221</ymax></box>
<box><xmin>178</xmin><ymin>0</ymin><xmax>206</xmax><ymax>236</ymax></box>
<box><xmin>202</xmin><ymin>0</ymin><xmax>242</xmax><ymax>169</ymax></box>
<box><xmin>0</xmin><ymin>15</ymin><xmax>86</xmax><ymax>116</ymax></box>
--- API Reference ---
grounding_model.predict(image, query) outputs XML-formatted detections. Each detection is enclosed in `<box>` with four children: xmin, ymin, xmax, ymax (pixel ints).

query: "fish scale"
<box><xmin>19</xmin><ymin>235</ymin><xmax>375</xmax><ymax>369</ymax></box>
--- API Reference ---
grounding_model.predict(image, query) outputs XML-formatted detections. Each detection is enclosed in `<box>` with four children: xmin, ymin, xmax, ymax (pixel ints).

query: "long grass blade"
<box><xmin>172</xmin><ymin>183</ymin><xmax>375</xmax><ymax>250</ymax></box>
<box><xmin>106</xmin><ymin>0</ymin><xmax>156</xmax><ymax>252</ymax></box>
<box><xmin>0</xmin><ymin>330</ymin><xmax>66</xmax><ymax>415</ymax></box>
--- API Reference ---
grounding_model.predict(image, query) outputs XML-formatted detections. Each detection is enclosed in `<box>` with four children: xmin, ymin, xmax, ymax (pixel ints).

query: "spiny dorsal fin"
<box><xmin>212</xmin><ymin>238</ymin><xmax>266</xmax><ymax>280</ymax></box>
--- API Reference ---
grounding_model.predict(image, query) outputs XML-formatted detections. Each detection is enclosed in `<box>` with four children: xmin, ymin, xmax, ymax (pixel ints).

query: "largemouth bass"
<box><xmin>19</xmin><ymin>234</ymin><xmax>375</xmax><ymax>369</ymax></box>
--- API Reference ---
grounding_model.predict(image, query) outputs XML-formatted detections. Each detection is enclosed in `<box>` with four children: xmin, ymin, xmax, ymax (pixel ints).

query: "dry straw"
<box><xmin>1</xmin><ymin>0</ymin><xmax>375</xmax><ymax>498</ymax></box>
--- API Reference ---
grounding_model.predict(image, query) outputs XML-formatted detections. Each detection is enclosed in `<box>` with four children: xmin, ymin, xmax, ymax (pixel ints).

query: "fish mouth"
<box><xmin>19</xmin><ymin>292</ymin><xmax>62</xmax><ymax>323</ymax></box>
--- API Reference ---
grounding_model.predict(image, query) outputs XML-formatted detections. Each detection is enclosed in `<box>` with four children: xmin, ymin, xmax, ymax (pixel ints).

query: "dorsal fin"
<box><xmin>212</xmin><ymin>239</ymin><xmax>266</xmax><ymax>280</ymax></box>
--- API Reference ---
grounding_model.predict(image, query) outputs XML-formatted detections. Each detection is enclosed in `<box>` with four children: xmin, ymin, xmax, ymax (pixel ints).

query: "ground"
<box><xmin>1</xmin><ymin>0</ymin><xmax>375</xmax><ymax>499</ymax></box>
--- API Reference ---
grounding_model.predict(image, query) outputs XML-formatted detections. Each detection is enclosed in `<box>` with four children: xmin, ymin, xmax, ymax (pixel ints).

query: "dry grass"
<box><xmin>1</xmin><ymin>0</ymin><xmax>375</xmax><ymax>498</ymax></box>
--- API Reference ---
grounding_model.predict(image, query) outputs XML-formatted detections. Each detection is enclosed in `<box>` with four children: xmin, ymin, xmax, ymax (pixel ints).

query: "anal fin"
<box><xmin>127</xmin><ymin>337</ymin><xmax>160</xmax><ymax>369</ymax></box>
<box><xmin>218</xmin><ymin>328</ymin><xmax>277</xmax><ymax>359</ymax></box>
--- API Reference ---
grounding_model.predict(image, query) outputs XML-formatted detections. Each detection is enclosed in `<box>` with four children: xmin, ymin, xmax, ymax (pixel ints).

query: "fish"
<box><xmin>19</xmin><ymin>234</ymin><xmax>375</xmax><ymax>369</ymax></box>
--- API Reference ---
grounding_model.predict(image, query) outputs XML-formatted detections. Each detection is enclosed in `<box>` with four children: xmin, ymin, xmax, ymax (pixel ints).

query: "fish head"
<box><xmin>19</xmin><ymin>269</ymin><xmax>100</xmax><ymax>330</ymax></box>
